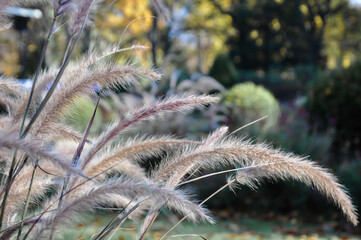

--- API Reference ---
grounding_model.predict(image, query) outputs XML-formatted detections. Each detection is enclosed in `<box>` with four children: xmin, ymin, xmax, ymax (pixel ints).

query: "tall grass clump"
<box><xmin>0</xmin><ymin>0</ymin><xmax>358</xmax><ymax>239</ymax></box>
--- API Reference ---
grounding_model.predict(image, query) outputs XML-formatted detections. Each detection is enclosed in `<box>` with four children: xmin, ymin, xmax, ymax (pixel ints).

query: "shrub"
<box><xmin>338</xmin><ymin>160</ymin><xmax>361</xmax><ymax>213</ymax></box>
<box><xmin>222</xmin><ymin>82</ymin><xmax>280</xmax><ymax>132</ymax></box>
<box><xmin>209</xmin><ymin>53</ymin><xmax>239</xmax><ymax>88</ymax></box>
<box><xmin>266</xmin><ymin>103</ymin><xmax>333</xmax><ymax>164</ymax></box>
<box><xmin>308</xmin><ymin>61</ymin><xmax>361</xmax><ymax>152</ymax></box>
<box><xmin>236</xmin><ymin>65</ymin><xmax>319</xmax><ymax>100</ymax></box>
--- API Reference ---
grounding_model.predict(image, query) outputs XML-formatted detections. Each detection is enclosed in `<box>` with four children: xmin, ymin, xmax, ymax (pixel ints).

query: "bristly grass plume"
<box><xmin>0</xmin><ymin>0</ymin><xmax>358</xmax><ymax>239</ymax></box>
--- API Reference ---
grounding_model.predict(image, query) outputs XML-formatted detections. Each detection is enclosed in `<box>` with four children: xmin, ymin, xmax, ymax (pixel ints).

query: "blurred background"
<box><xmin>1</xmin><ymin>0</ymin><xmax>361</xmax><ymax>239</ymax></box>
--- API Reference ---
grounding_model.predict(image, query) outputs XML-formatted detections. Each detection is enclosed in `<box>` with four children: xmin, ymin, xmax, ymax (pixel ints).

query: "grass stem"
<box><xmin>0</xmin><ymin>151</ymin><xmax>18</xmax><ymax>230</ymax></box>
<box><xmin>21</xmin><ymin>0</ymin><xmax>96</xmax><ymax>139</ymax></box>
<box><xmin>15</xmin><ymin>16</ymin><xmax>57</xmax><ymax>238</ymax></box>
<box><xmin>16</xmin><ymin>164</ymin><xmax>37</xmax><ymax>240</ymax></box>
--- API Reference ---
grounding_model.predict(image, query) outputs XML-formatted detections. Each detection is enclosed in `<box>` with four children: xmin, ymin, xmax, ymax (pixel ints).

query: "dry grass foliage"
<box><xmin>0</xmin><ymin>0</ymin><xmax>358</xmax><ymax>239</ymax></box>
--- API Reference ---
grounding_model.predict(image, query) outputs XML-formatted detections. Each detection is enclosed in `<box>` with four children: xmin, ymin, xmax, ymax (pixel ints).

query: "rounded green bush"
<box><xmin>222</xmin><ymin>82</ymin><xmax>280</xmax><ymax>132</ymax></box>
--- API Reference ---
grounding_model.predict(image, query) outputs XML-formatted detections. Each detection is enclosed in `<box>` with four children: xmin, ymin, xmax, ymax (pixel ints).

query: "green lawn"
<box><xmin>59</xmin><ymin>213</ymin><xmax>360</xmax><ymax>240</ymax></box>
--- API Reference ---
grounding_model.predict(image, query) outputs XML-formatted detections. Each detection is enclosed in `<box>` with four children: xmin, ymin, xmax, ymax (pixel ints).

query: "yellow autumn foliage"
<box><xmin>99</xmin><ymin>0</ymin><xmax>153</xmax><ymax>39</ymax></box>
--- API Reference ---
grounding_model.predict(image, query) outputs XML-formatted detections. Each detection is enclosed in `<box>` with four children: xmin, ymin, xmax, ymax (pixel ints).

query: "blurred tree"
<box><xmin>183</xmin><ymin>0</ymin><xmax>234</xmax><ymax>72</ymax></box>
<box><xmin>99</xmin><ymin>0</ymin><xmax>185</xmax><ymax>68</ymax></box>
<box><xmin>0</xmin><ymin>5</ymin><xmax>45</xmax><ymax>77</ymax></box>
<box><xmin>203</xmin><ymin>0</ymin><xmax>346</xmax><ymax>72</ymax></box>
<box><xmin>324</xmin><ymin>0</ymin><xmax>361</xmax><ymax>69</ymax></box>
<box><xmin>97</xmin><ymin>0</ymin><xmax>154</xmax><ymax>67</ymax></box>
<box><xmin>100</xmin><ymin>0</ymin><xmax>153</xmax><ymax>42</ymax></box>
<box><xmin>0</xmin><ymin>31</ymin><xmax>19</xmax><ymax>76</ymax></box>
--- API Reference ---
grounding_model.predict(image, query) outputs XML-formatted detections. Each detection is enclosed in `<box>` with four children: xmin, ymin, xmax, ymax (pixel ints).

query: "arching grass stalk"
<box><xmin>16</xmin><ymin>164</ymin><xmax>36</xmax><ymax>240</ymax></box>
<box><xmin>95</xmin><ymin>198</ymin><xmax>148</xmax><ymax>240</ymax></box>
<box><xmin>22</xmin><ymin>158</ymin><xmax>121</xmax><ymax>239</ymax></box>
<box><xmin>0</xmin><ymin>217</ymin><xmax>40</xmax><ymax>239</ymax></box>
<box><xmin>160</xmin><ymin>179</ymin><xmax>237</xmax><ymax>240</ymax></box>
<box><xmin>0</xmin><ymin>151</ymin><xmax>18</xmax><ymax>230</ymax></box>
<box><xmin>14</xmin><ymin>5</ymin><xmax>96</xmax><ymax>229</ymax></box>
<box><xmin>15</xmin><ymin>14</ymin><xmax>59</xmax><ymax>239</ymax></box>
<box><xmin>142</xmin><ymin>163</ymin><xmax>277</xmax><ymax>239</ymax></box>
<box><xmin>21</xmin><ymin>0</ymin><xmax>96</xmax><ymax>138</ymax></box>
<box><xmin>0</xmin><ymin>0</ymin><xmax>96</xmax><ymax>233</ymax></box>
<box><xmin>48</xmin><ymin>97</ymin><xmax>100</xmax><ymax>240</ymax></box>
<box><xmin>19</xmin><ymin>17</ymin><xmax>57</xmax><ymax>135</ymax></box>
<box><xmin>177</xmin><ymin>163</ymin><xmax>278</xmax><ymax>187</ymax></box>
<box><xmin>138</xmin><ymin>211</ymin><xmax>159</xmax><ymax>240</ymax></box>
<box><xmin>94</xmin><ymin>199</ymin><xmax>136</xmax><ymax>239</ymax></box>
<box><xmin>182</xmin><ymin>116</ymin><xmax>268</xmax><ymax>183</ymax></box>
<box><xmin>14</xmin><ymin>161</ymin><xmax>103</xmax><ymax>238</ymax></box>
<box><xmin>21</xmin><ymin>158</ymin><xmax>152</xmax><ymax>239</ymax></box>
<box><xmin>137</xmin><ymin>167</ymin><xmax>246</xmax><ymax>240</ymax></box>
<box><xmin>0</xmin><ymin>15</ymin><xmax>59</xmax><ymax>232</ymax></box>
